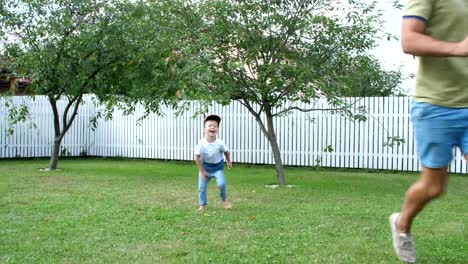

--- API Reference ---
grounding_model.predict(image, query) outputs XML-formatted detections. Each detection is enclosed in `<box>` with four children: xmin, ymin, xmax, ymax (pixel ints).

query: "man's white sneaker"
<box><xmin>389</xmin><ymin>213</ymin><xmax>416</xmax><ymax>263</ymax></box>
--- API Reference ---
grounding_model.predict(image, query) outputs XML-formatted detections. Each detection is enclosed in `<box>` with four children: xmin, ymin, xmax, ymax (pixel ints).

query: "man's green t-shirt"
<box><xmin>404</xmin><ymin>0</ymin><xmax>468</xmax><ymax>107</ymax></box>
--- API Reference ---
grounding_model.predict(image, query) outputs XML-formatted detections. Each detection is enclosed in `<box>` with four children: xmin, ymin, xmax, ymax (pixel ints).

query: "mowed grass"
<box><xmin>0</xmin><ymin>158</ymin><xmax>467</xmax><ymax>263</ymax></box>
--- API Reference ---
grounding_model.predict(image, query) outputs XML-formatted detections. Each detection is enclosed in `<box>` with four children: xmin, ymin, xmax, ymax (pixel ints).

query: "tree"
<box><xmin>0</xmin><ymin>0</ymin><xmax>182</xmax><ymax>170</ymax></box>
<box><xmin>181</xmin><ymin>0</ymin><xmax>402</xmax><ymax>185</ymax></box>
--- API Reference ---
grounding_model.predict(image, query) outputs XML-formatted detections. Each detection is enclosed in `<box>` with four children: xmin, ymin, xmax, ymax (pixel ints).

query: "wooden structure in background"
<box><xmin>0</xmin><ymin>59</ymin><xmax>31</xmax><ymax>95</ymax></box>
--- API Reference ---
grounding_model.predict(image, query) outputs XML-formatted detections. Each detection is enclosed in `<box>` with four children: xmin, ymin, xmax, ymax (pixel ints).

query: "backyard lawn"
<box><xmin>0</xmin><ymin>158</ymin><xmax>467</xmax><ymax>263</ymax></box>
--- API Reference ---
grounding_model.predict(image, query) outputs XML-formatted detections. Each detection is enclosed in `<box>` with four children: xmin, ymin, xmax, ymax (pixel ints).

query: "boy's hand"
<box><xmin>201</xmin><ymin>170</ymin><xmax>208</xmax><ymax>179</ymax></box>
<box><xmin>227</xmin><ymin>161</ymin><xmax>233</xmax><ymax>169</ymax></box>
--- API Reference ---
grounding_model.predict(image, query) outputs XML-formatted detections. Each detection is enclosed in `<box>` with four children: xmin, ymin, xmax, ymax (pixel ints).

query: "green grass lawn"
<box><xmin>0</xmin><ymin>158</ymin><xmax>467</xmax><ymax>263</ymax></box>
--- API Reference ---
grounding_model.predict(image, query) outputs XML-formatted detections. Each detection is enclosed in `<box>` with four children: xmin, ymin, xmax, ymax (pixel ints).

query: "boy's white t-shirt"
<box><xmin>194</xmin><ymin>138</ymin><xmax>228</xmax><ymax>164</ymax></box>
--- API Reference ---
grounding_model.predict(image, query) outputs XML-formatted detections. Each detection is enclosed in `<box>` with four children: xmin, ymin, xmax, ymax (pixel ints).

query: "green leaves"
<box><xmin>184</xmin><ymin>0</ymin><xmax>401</xmax><ymax>111</ymax></box>
<box><xmin>2</xmin><ymin>97</ymin><xmax>36</xmax><ymax>135</ymax></box>
<box><xmin>384</xmin><ymin>136</ymin><xmax>406</xmax><ymax>148</ymax></box>
<box><xmin>1</xmin><ymin>0</ymin><xmax>192</xmax><ymax>109</ymax></box>
<box><xmin>1</xmin><ymin>0</ymin><xmax>191</xmax><ymax>169</ymax></box>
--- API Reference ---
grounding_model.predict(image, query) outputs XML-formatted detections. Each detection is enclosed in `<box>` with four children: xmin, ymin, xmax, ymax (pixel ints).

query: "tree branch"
<box><xmin>238</xmin><ymin>99</ymin><xmax>269</xmax><ymax>137</ymax></box>
<box><xmin>59</xmin><ymin>95</ymin><xmax>82</xmax><ymax>141</ymax></box>
<box><xmin>62</xmin><ymin>94</ymin><xmax>81</xmax><ymax>131</ymax></box>
<box><xmin>272</xmin><ymin>97</ymin><xmax>364</xmax><ymax>117</ymax></box>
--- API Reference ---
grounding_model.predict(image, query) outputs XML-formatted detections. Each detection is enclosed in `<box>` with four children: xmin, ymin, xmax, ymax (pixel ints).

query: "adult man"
<box><xmin>390</xmin><ymin>0</ymin><xmax>468</xmax><ymax>262</ymax></box>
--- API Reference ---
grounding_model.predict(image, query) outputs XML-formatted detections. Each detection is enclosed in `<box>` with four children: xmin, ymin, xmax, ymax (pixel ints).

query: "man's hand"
<box><xmin>453</xmin><ymin>36</ymin><xmax>468</xmax><ymax>57</ymax></box>
<box><xmin>227</xmin><ymin>161</ymin><xmax>233</xmax><ymax>169</ymax></box>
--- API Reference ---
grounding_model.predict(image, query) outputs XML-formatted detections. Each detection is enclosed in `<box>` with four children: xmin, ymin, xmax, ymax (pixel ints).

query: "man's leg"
<box><xmin>390</xmin><ymin>102</ymin><xmax>456</xmax><ymax>262</ymax></box>
<box><xmin>390</xmin><ymin>166</ymin><xmax>449</xmax><ymax>262</ymax></box>
<box><xmin>397</xmin><ymin>166</ymin><xmax>449</xmax><ymax>233</ymax></box>
<box><xmin>401</xmin><ymin>102</ymin><xmax>456</xmax><ymax>231</ymax></box>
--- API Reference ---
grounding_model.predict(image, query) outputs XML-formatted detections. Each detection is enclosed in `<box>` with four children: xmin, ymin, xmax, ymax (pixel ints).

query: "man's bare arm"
<box><xmin>401</xmin><ymin>18</ymin><xmax>468</xmax><ymax>57</ymax></box>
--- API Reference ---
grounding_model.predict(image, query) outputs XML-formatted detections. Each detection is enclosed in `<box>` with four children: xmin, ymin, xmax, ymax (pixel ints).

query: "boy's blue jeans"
<box><xmin>198</xmin><ymin>170</ymin><xmax>226</xmax><ymax>206</ymax></box>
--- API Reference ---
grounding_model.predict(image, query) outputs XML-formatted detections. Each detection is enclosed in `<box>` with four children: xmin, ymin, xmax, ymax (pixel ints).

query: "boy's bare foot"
<box><xmin>223</xmin><ymin>201</ymin><xmax>232</xmax><ymax>209</ymax></box>
<box><xmin>195</xmin><ymin>206</ymin><xmax>206</xmax><ymax>212</ymax></box>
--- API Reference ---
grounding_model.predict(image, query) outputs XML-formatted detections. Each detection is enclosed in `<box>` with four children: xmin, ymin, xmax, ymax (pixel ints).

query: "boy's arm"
<box><xmin>224</xmin><ymin>151</ymin><xmax>232</xmax><ymax>169</ymax></box>
<box><xmin>401</xmin><ymin>19</ymin><xmax>468</xmax><ymax>57</ymax></box>
<box><xmin>195</xmin><ymin>154</ymin><xmax>207</xmax><ymax>178</ymax></box>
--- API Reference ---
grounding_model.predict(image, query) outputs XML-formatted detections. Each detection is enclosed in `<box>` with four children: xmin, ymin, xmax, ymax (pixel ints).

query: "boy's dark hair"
<box><xmin>204</xmin><ymin>114</ymin><xmax>221</xmax><ymax>126</ymax></box>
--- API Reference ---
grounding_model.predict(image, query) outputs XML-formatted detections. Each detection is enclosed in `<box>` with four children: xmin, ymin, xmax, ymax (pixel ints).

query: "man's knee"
<box><xmin>409</xmin><ymin>181</ymin><xmax>445</xmax><ymax>199</ymax></box>
<box><xmin>426</xmin><ymin>184</ymin><xmax>445</xmax><ymax>199</ymax></box>
<box><xmin>407</xmin><ymin>179</ymin><xmax>447</xmax><ymax>201</ymax></box>
<box><xmin>420</xmin><ymin>167</ymin><xmax>448</xmax><ymax>198</ymax></box>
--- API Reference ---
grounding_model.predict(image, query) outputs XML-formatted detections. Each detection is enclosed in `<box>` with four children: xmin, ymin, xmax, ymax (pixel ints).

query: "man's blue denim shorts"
<box><xmin>411</xmin><ymin>101</ymin><xmax>468</xmax><ymax>168</ymax></box>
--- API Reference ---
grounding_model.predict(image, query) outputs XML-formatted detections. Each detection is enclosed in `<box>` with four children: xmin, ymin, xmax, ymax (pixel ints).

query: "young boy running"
<box><xmin>195</xmin><ymin>114</ymin><xmax>233</xmax><ymax>212</ymax></box>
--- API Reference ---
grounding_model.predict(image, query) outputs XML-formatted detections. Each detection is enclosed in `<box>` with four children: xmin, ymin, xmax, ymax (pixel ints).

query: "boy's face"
<box><xmin>204</xmin><ymin>120</ymin><xmax>218</xmax><ymax>137</ymax></box>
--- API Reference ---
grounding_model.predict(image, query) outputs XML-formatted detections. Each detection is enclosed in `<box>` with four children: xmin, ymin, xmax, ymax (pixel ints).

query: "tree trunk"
<box><xmin>268</xmin><ymin>134</ymin><xmax>286</xmax><ymax>186</ymax></box>
<box><xmin>47</xmin><ymin>94</ymin><xmax>82</xmax><ymax>171</ymax></box>
<box><xmin>49</xmin><ymin>138</ymin><xmax>61</xmax><ymax>170</ymax></box>
<box><xmin>239</xmin><ymin>99</ymin><xmax>286</xmax><ymax>186</ymax></box>
<box><xmin>265</xmin><ymin>111</ymin><xmax>286</xmax><ymax>186</ymax></box>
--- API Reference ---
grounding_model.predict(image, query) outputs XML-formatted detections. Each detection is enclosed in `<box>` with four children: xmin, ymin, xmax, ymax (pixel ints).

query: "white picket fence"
<box><xmin>1</xmin><ymin>95</ymin><xmax>467</xmax><ymax>173</ymax></box>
